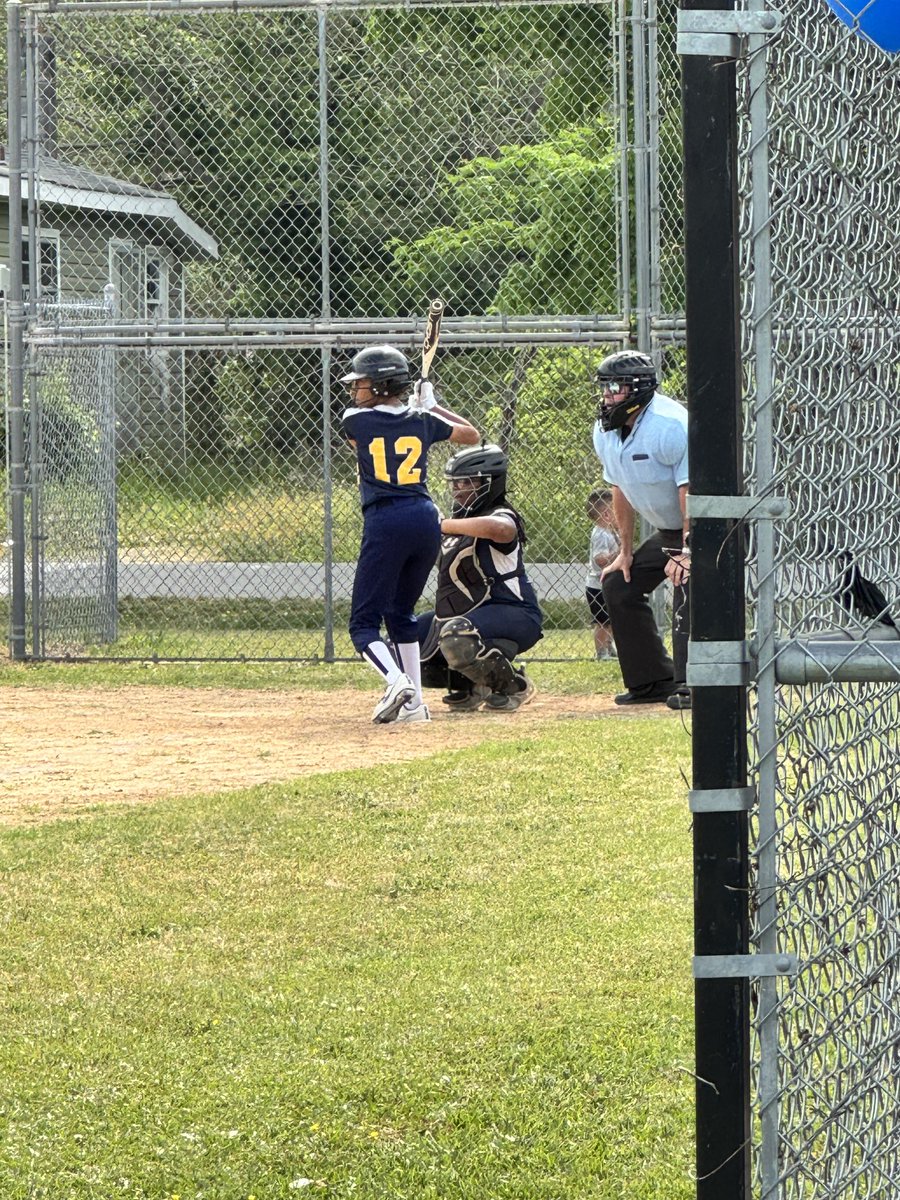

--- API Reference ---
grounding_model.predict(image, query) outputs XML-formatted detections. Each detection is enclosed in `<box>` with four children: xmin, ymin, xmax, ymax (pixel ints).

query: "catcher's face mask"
<box><xmin>448</xmin><ymin>474</ymin><xmax>491</xmax><ymax>517</ymax></box>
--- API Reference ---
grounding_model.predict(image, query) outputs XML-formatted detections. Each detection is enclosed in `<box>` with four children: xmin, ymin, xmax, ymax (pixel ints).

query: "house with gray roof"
<box><xmin>1</xmin><ymin>155</ymin><xmax>218</xmax><ymax>454</ymax></box>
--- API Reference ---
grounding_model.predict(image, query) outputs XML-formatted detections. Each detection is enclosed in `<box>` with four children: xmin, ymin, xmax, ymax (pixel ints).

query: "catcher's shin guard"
<box><xmin>438</xmin><ymin>616</ymin><xmax>518</xmax><ymax>695</ymax></box>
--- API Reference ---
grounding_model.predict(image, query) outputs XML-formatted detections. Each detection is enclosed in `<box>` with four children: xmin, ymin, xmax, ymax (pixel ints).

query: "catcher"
<box><xmin>417</xmin><ymin>443</ymin><xmax>543</xmax><ymax>711</ymax></box>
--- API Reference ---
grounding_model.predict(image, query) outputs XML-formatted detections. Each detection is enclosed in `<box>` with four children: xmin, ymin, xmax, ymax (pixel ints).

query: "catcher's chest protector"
<box><xmin>435</xmin><ymin>534</ymin><xmax>491</xmax><ymax>618</ymax></box>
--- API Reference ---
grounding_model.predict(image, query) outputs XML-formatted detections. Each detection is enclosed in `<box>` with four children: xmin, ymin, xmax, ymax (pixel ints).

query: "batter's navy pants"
<box><xmin>349</xmin><ymin>496</ymin><xmax>441</xmax><ymax>653</ymax></box>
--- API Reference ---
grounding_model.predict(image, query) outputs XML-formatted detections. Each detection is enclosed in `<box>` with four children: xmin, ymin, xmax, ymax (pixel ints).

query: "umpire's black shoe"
<box><xmin>614</xmin><ymin>680</ymin><xmax>676</xmax><ymax>706</ymax></box>
<box><xmin>665</xmin><ymin>687</ymin><xmax>691</xmax><ymax>711</ymax></box>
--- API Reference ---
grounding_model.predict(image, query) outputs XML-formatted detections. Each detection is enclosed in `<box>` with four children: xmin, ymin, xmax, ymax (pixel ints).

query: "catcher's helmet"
<box><xmin>341</xmin><ymin>345</ymin><xmax>411</xmax><ymax>397</ymax></box>
<box><xmin>445</xmin><ymin>443</ymin><xmax>508</xmax><ymax>517</ymax></box>
<box><xmin>596</xmin><ymin>350</ymin><xmax>658</xmax><ymax>431</ymax></box>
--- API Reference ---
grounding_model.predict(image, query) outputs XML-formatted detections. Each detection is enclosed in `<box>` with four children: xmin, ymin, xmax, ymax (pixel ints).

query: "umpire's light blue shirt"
<box><xmin>592</xmin><ymin>392</ymin><xmax>688</xmax><ymax>531</ymax></box>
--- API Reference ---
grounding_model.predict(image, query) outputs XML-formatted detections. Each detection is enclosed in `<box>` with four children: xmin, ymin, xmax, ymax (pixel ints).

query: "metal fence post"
<box><xmin>102</xmin><ymin>283</ymin><xmax>119</xmax><ymax>645</ymax></box>
<box><xmin>322</xmin><ymin>347</ymin><xmax>335</xmax><ymax>663</ymax></box>
<box><xmin>6</xmin><ymin>1</ymin><xmax>29</xmax><ymax>661</ymax></box>
<box><xmin>318</xmin><ymin>7</ymin><xmax>335</xmax><ymax>663</ymax></box>
<box><xmin>632</xmin><ymin>0</ymin><xmax>666</xmax><ymax>630</ymax></box>
<box><xmin>746</xmin><ymin>5</ymin><xmax>779</xmax><ymax>1194</ymax></box>
<box><xmin>647</xmin><ymin>0</ymin><xmax>661</xmax><ymax>325</ymax></box>
<box><xmin>680</xmin><ymin>0</ymin><xmax>751</xmax><ymax>1196</ymax></box>
<box><xmin>631</xmin><ymin>0</ymin><xmax>651</xmax><ymax>354</ymax></box>
<box><xmin>615</xmin><ymin>0</ymin><xmax>631</xmax><ymax>325</ymax></box>
<box><xmin>25</xmin><ymin>9</ymin><xmax>44</xmax><ymax>658</ymax></box>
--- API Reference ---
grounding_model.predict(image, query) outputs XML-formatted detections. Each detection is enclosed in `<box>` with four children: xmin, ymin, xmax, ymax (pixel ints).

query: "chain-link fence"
<box><xmin>31</xmin><ymin>338</ymin><xmax>637</xmax><ymax>659</ymax></box>
<box><xmin>738</xmin><ymin>1</ymin><xmax>900</xmax><ymax>1196</ymax></box>
<box><xmin>3</xmin><ymin>0</ymin><xmax>687</xmax><ymax>661</ymax></box>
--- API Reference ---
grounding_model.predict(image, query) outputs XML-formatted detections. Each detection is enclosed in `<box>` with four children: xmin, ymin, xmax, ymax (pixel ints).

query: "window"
<box><xmin>108</xmin><ymin>243</ymin><xmax>170</xmax><ymax>321</ymax></box>
<box><xmin>21</xmin><ymin>233</ymin><xmax>61</xmax><ymax>303</ymax></box>
<box><xmin>144</xmin><ymin>252</ymin><xmax>169</xmax><ymax>321</ymax></box>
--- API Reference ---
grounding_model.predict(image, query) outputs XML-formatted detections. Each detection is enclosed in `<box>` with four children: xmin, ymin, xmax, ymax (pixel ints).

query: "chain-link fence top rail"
<box><xmin>738</xmin><ymin>2</ymin><xmax>900</xmax><ymax>1197</ymax></box>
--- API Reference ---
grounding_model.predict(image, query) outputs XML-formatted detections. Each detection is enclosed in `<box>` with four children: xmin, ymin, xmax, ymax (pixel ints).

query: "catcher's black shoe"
<box><xmin>483</xmin><ymin>671</ymin><xmax>536</xmax><ymax>712</ymax></box>
<box><xmin>666</xmin><ymin>687</ymin><xmax>691</xmax><ymax>711</ymax></box>
<box><xmin>614</xmin><ymin>680</ymin><xmax>676</xmax><ymax>706</ymax></box>
<box><xmin>442</xmin><ymin>685</ymin><xmax>490</xmax><ymax>712</ymax></box>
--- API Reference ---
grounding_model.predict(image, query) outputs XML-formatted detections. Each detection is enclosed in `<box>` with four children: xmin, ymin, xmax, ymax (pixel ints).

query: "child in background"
<box><xmin>585</xmin><ymin>488</ymin><xmax>619</xmax><ymax>660</ymax></box>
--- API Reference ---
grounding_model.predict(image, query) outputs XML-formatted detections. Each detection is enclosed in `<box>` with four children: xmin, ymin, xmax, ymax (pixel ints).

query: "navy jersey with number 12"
<box><xmin>343</xmin><ymin>404</ymin><xmax>455</xmax><ymax>509</ymax></box>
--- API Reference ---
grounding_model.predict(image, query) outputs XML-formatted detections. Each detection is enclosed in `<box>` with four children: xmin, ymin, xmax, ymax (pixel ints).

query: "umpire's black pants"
<box><xmin>601</xmin><ymin>528</ymin><xmax>689</xmax><ymax>691</ymax></box>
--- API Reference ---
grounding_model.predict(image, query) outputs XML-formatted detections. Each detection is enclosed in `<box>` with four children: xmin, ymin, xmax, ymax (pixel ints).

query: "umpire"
<box><xmin>592</xmin><ymin>350</ymin><xmax>691</xmax><ymax>710</ymax></box>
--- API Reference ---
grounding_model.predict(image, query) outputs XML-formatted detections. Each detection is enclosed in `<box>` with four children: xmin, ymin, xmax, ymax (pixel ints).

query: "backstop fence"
<box><xmin>736</xmin><ymin>3</ymin><xmax>900</xmax><ymax>1198</ymax></box>
<box><xmin>3</xmin><ymin>0</ymin><xmax>684</xmax><ymax>662</ymax></box>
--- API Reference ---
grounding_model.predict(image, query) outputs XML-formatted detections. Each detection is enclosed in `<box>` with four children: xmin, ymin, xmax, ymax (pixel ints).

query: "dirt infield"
<box><xmin>0</xmin><ymin>685</ymin><xmax>661</xmax><ymax>825</ymax></box>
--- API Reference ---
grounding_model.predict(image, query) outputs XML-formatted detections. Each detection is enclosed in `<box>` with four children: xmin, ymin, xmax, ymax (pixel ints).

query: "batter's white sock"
<box><xmin>363</xmin><ymin>640</ymin><xmax>403</xmax><ymax>685</ymax></box>
<box><xmin>396</xmin><ymin>642</ymin><xmax>423</xmax><ymax>707</ymax></box>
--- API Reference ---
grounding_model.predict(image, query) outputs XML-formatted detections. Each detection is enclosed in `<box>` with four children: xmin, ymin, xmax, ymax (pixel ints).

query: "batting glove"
<box><xmin>411</xmin><ymin>379</ymin><xmax>438</xmax><ymax>411</ymax></box>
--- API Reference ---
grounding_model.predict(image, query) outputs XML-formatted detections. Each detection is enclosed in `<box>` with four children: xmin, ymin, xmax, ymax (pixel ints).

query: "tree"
<box><xmin>390</xmin><ymin>124</ymin><xmax>621</xmax><ymax>316</ymax></box>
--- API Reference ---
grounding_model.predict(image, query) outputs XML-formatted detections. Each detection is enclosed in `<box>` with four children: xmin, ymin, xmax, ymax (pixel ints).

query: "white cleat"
<box><xmin>394</xmin><ymin>702</ymin><xmax>431</xmax><ymax>723</ymax></box>
<box><xmin>372</xmin><ymin>674</ymin><xmax>416</xmax><ymax>724</ymax></box>
<box><xmin>372</xmin><ymin>672</ymin><xmax>417</xmax><ymax>724</ymax></box>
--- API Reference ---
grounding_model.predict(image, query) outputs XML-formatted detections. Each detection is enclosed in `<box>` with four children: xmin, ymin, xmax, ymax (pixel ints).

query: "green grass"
<box><xmin>0</xmin><ymin>720</ymin><xmax>693</xmax><ymax>1199</ymax></box>
<box><xmin>5</xmin><ymin>595</ymin><xmax>602</xmax><ymax>664</ymax></box>
<box><xmin>116</xmin><ymin>459</ymin><xmax>363</xmax><ymax>563</ymax></box>
<box><xmin>0</xmin><ymin>654</ymin><xmax>622</xmax><ymax>693</ymax></box>
<box><xmin>80</xmin><ymin>627</ymin><xmax>593</xmax><ymax>665</ymax></box>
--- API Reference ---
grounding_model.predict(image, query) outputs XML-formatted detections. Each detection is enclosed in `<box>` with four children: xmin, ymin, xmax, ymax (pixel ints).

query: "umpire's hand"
<box><xmin>664</xmin><ymin>550</ymin><xmax>692</xmax><ymax>588</ymax></box>
<box><xmin>601</xmin><ymin>550</ymin><xmax>634</xmax><ymax>584</ymax></box>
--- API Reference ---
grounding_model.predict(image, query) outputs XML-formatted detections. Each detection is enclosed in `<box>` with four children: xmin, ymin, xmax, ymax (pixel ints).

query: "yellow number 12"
<box><xmin>368</xmin><ymin>436</ymin><xmax>423</xmax><ymax>485</ymax></box>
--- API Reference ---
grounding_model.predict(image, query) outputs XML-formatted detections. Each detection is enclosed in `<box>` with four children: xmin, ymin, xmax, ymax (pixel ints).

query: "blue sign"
<box><xmin>825</xmin><ymin>0</ymin><xmax>900</xmax><ymax>52</ymax></box>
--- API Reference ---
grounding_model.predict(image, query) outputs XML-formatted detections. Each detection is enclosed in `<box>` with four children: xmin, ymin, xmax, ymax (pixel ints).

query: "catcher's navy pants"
<box><xmin>416</xmin><ymin>603</ymin><xmax>543</xmax><ymax>691</ymax></box>
<box><xmin>416</xmin><ymin>603</ymin><xmax>543</xmax><ymax>656</ymax></box>
<box><xmin>348</xmin><ymin>495</ymin><xmax>441</xmax><ymax>653</ymax></box>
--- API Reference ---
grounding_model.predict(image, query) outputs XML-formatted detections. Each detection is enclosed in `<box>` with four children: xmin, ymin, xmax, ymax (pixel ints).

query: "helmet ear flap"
<box><xmin>371</xmin><ymin>376</ymin><xmax>409</xmax><ymax>398</ymax></box>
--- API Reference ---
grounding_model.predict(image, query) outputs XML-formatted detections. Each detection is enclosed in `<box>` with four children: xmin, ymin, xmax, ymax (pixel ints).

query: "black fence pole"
<box><xmin>680</xmin><ymin>2</ymin><xmax>751</xmax><ymax>1198</ymax></box>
